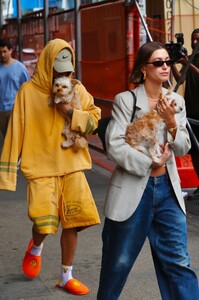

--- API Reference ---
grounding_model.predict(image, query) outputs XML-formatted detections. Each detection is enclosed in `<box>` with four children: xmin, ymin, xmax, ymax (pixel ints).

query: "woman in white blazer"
<box><xmin>97</xmin><ymin>42</ymin><xmax>199</xmax><ymax>300</ymax></box>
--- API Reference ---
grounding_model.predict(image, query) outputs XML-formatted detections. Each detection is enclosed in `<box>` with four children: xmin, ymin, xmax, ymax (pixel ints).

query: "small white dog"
<box><xmin>50</xmin><ymin>76</ymin><xmax>87</xmax><ymax>151</ymax></box>
<box><xmin>125</xmin><ymin>90</ymin><xmax>183</xmax><ymax>163</ymax></box>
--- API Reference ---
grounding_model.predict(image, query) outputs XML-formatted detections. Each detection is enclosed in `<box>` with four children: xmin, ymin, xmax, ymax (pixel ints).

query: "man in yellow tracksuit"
<box><xmin>0</xmin><ymin>38</ymin><xmax>101</xmax><ymax>295</ymax></box>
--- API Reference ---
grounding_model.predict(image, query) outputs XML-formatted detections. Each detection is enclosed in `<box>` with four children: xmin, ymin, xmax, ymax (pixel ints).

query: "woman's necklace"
<box><xmin>148</xmin><ymin>97</ymin><xmax>159</xmax><ymax>102</ymax></box>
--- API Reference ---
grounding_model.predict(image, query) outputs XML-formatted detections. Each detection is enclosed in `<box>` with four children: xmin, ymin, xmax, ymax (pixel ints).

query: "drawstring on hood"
<box><xmin>50</xmin><ymin>104</ymin><xmax>57</xmax><ymax>135</ymax></box>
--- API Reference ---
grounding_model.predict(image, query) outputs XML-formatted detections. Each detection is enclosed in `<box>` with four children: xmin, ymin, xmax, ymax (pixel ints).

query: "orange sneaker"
<box><xmin>56</xmin><ymin>278</ymin><xmax>90</xmax><ymax>295</ymax></box>
<box><xmin>22</xmin><ymin>239</ymin><xmax>42</xmax><ymax>279</ymax></box>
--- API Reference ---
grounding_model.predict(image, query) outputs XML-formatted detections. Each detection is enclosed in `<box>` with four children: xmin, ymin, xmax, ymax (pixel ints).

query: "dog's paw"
<box><xmin>71</xmin><ymin>136</ymin><xmax>87</xmax><ymax>152</ymax></box>
<box><xmin>75</xmin><ymin>136</ymin><xmax>87</xmax><ymax>148</ymax></box>
<box><xmin>61</xmin><ymin>140</ymin><xmax>74</xmax><ymax>148</ymax></box>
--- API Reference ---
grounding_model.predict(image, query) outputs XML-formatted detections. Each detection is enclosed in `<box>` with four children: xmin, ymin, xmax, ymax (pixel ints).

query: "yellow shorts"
<box><xmin>27</xmin><ymin>171</ymin><xmax>100</xmax><ymax>234</ymax></box>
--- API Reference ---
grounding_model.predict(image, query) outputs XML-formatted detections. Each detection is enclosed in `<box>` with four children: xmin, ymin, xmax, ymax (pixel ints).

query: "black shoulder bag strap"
<box><xmin>92</xmin><ymin>90</ymin><xmax>137</xmax><ymax>152</ymax></box>
<box><xmin>129</xmin><ymin>90</ymin><xmax>137</xmax><ymax>122</ymax></box>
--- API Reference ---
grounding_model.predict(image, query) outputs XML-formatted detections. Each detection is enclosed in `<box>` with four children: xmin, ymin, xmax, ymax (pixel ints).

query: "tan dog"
<box><xmin>125</xmin><ymin>90</ymin><xmax>183</xmax><ymax>163</ymax></box>
<box><xmin>50</xmin><ymin>76</ymin><xmax>87</xmax><ymax>151</ymax></box>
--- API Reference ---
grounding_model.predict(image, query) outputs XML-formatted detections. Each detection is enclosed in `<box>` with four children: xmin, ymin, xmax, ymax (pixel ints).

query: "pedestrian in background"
<box><xmin>0</xmin><ymin>38</ymin><xmax>101</xmax><ymax>296</ymax></box>
<box><xmin>97</xmin><ymin>41</ymin><xmax>199</xmax><ymax>300</ymax></box>
<box><xmin>0</xmin><ymin>39</ymin><xmax>30</xmax><ymax>138</ymax></box>
<box><xmin>171</xmin><ymin>28</ymin><xmax>199</xmax><ymax>201</ymax></box>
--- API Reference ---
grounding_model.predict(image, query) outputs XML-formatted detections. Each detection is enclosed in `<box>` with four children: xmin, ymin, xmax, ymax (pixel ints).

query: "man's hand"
<box><xmin>176</xmin><ymin>53</ymin><xmax>189</xmax><ymax>66</ymax></box>
<box><xmin>56</xmin><ymin>102</ymin><xmax>74</xmax><ymax>119</ymax></box>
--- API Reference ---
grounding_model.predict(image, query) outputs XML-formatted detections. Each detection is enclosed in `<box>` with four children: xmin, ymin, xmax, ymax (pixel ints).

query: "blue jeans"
<box><xmin>97</xmin><ymin>174</ymin><xmax>199</xmax><ymax>300</ymax></box>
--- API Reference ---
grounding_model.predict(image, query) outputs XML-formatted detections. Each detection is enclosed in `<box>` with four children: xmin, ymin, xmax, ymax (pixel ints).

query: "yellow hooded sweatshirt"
<box><xmin>0</xmin><ymin>39</ymin><xmax>101</xmax><ymax>191</ymax></box>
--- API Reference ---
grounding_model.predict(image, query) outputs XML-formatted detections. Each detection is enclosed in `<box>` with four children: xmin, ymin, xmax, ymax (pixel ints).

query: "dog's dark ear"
<box><xmin>52</xmin><ymin>78</ymin><xmax>56</xmax><ymax>84</ymax></box>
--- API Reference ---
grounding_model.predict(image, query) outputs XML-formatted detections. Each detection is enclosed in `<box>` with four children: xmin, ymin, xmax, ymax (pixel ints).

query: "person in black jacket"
<box><xmin>171</xmin><ymin>28</ymin><xmax>199</xmax><ymax>200</ymax></box>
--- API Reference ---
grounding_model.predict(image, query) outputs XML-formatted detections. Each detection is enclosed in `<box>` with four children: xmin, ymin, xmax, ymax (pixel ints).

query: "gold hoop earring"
<box><xmin>143</xmin><ymin>72</ymin><xmax>146</xmax><ymax>80</ymax></box>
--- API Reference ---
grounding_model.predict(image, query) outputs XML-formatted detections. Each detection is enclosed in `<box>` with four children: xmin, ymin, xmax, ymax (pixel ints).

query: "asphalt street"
<box><xmin>0</xmin><ymin>135</ymin><xmax>199</xmax><ymax>300</ymax></box>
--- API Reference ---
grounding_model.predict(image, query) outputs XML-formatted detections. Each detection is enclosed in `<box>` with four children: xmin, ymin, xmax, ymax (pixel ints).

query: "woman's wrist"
<box><xmin>167</xmin><ymin>125</ymin><xmax>177</xmax><ymax>133</ymax></box>
<box><xmin>151</xmin><ymin>162</ymin><xmax>166</xmax><ymax>169</ymax></box>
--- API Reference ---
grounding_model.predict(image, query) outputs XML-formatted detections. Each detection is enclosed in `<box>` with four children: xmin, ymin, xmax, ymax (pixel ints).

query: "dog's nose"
<box><xmin>57</xmin><ymin>88</ymin><xmax>60</xmax><ymax>92</ymax></box>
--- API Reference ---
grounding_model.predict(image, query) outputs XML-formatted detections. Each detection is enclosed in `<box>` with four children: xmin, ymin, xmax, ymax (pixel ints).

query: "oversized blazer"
<box><xmin>104</xmin><ymin>84</ymin><xmax>191</xmax><ymax>221</ymax></box>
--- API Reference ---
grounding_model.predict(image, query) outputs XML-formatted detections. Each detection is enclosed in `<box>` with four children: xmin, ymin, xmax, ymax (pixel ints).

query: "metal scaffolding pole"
<box><xmin>74</xmin><ymin>0</ymin><xmax>81</xmax><ymax>80</ymax></box>
<box><xmin>125</xmin><ymin>0</ymin><xmax>152</xmax><ymax>41</ymax></box>
<box><xmin>0</xmin><ymin>0</ymin><xmax>3</xmax><ymax>37</ymax></box>
<box><xmin>125</xmin><ymin>0</ymin><xmax>171</xmax><ymax>87</ymax></box>
<box><xmin>17</xmin><ymin>0</ymin><xmax>22</xmax><ymax>61</ymax></box>
<box><xmin>44</xmin><ymin>0</ymin><xmax>49</xmax><ymax>45</ymax></box>
<box><xmin>171</xmin><ymin>0</ymin><xmax>175</xmax><ymax>41</ymax></box>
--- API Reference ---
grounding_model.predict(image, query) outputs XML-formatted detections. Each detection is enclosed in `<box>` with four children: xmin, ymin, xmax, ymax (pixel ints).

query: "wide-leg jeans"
<box><xmin>97</xmin><ymin>174</ymin><xmax>199</xmax><ymax>300</ymax></box>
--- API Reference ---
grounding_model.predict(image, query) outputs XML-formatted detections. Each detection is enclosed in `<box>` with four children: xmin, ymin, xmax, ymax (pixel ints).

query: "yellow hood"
<box><xmin>31</xmin><ymin>39</ymin><xmax>75</xmax><ymax>93</ymax></box>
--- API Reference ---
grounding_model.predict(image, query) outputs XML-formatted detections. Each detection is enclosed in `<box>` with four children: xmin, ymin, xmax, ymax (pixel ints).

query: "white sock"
<box><xmin>29</xmin><ymin>243</ymin><xmax>43</xmax><ymax>256</ymax></box>
<box><xmin>59</xmin><ymin>265</ymin><xmax>73</xmax><ymax>287</ymax></box>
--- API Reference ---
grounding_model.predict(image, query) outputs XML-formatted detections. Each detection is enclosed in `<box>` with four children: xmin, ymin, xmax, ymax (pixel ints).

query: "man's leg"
<box><xmin>32</xmin><ymin>226</ymin><xmax>47</xmax><ymax>246</ymax></box>
<box><xmin>61</xmin><ymin>228</ymin><xmax>77</xmax><ymax>266</ymax></box>
<box><xmin>0</xmin><ymin>110</ymin><xmax>12</xmax><ymax>138</ymax></box>
<box><xmin>22</xmin><ymin>227</ymin><xmax>47</xmax><ymax>278</ymax></box>
<box><xmin>57</xmin><ymin>228</ymin><xmax>90</xmax><ymax>295</ymax></box>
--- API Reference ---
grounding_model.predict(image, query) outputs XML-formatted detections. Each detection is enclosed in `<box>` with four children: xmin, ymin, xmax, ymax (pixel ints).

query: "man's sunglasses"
<box><xmin>146</xmin><ymin>60</ymin><xmax>174</xmax><ymax>67</ymax></box>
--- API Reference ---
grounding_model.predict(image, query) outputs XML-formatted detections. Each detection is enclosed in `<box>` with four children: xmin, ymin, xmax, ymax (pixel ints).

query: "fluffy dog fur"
<box><xmin>50</xmin><ymin>76</ymin><xmax>87</xmax><ymax>151</ymax></box>
<box><xmin>125</xmin><ymin>90</ymin><xmax>183</xmax><ymax>163</ymax></box>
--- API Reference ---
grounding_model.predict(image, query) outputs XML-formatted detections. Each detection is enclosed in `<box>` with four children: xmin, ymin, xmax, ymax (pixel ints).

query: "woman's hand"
<box><xmin>55</xmin><ymin>102</ymin><xmax>74</xmax><ymax>119</ymax></box>
<box><xmin>156</xmin><ymin>96</ymin><xmax>178</xmax><ymax>139</ymax></box>
<box><xmin>156</xmin><ymin>96</ymin><xmax>178</xmax><ymax>132</ymax></box>
<box><xmin>151</xmin><ymin>143</ymin><xmax>171</xmax><ymax>169</ymax></box>
<box><xmin>156</xmin><ymin>97</ymin><xmax>176</xmax><ymax>124</ymax></box>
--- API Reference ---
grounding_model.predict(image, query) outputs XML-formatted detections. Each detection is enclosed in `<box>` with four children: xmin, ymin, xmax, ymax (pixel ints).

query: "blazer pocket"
<box><xmin>109</xmin><ymin>166</ymin><xmax>125</xmax><ymax>188</ymax></box>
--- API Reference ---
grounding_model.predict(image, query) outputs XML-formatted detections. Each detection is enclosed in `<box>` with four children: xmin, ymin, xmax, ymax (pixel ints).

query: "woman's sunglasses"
<box><xmin>146</xmin><ymin>60</ymin><xmax>174</xmax><ymax>67</ymax></box>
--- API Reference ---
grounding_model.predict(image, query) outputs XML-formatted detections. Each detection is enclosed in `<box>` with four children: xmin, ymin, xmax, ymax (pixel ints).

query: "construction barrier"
<box><xmin>176</xmin><ymin>155</ymin><xmax>199</xmax><ymax>188</ymax></box>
